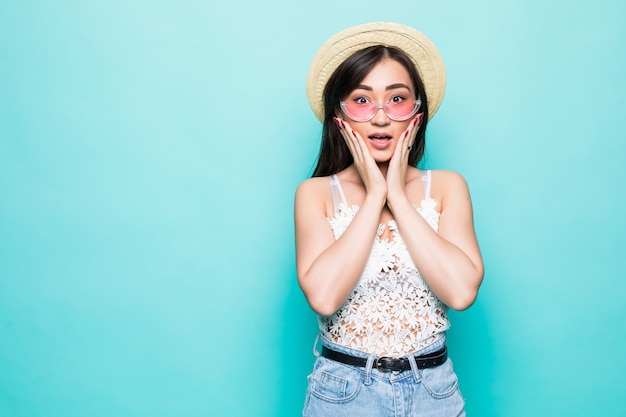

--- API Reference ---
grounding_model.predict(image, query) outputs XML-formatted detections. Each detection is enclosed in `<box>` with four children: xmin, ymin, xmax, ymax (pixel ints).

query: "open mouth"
<box><xmin>368</xmin><ymin>134</ymin><xmax>393</xmax><ymax>149</ymax></box>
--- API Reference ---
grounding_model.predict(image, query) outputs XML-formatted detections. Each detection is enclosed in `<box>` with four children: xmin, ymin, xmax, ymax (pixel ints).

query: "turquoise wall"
<box><xmin>1</xmin><ymin>1</ymin><xmax>625</xmax><ymax>416</ymax></box>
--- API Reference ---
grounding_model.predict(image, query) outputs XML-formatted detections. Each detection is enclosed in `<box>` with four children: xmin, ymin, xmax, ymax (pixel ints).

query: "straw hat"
<box><xmin>306</xmin><ymin>22</ymin><xmax>446</xmax><ymax>122</ymax></box>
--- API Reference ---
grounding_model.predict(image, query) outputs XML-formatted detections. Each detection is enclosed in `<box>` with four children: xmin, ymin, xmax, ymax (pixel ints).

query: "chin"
<box><xmin>368</xmin><ymin>148</ymin><xmax>394</xmax><ymax>161</ymax></box>
<box><xmin>372</xmin><ymin>155</ymin><xmax>393</xmax><ymax>164</ymax></box>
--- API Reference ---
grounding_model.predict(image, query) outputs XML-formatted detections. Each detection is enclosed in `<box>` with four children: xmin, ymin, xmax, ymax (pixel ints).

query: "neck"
<box><xmin>377</xmin><ymin>161</ymin><xmax>390</xmax><ymax>178</ymax></box>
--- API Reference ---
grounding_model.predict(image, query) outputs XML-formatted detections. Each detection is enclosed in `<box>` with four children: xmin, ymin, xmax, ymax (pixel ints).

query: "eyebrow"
<box><xmin>354</xmin><ymin>83</ymin><xmax>412</xmax><ymax>91</ymax></box>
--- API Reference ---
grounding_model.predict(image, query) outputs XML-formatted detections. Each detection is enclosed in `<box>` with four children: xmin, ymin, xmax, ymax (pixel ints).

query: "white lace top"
<box><xmin>320</xmin><ymin>171</ymin><xmax>450</xmax><ymax>357</ymax></box>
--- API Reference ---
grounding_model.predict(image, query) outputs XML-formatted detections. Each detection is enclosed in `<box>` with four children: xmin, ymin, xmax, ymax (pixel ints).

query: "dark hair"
<box><xmin>311</xmin><ymin>45</ymin><xmax>429</xmax><ymax>177</ymax></box>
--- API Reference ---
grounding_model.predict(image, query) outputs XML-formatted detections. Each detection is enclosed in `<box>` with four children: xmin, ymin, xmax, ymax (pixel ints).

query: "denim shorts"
<box><xmin>302</xmin><ymin>336</ymin><xmax>465</xmax><ymax>417</ymax></box>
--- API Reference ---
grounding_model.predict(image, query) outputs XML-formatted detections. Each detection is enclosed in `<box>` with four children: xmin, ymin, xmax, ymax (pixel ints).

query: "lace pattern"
<box><xmin>322</xmin><ymin>196</ymin><xmax>449</xmax><ymax>357</ymax></box>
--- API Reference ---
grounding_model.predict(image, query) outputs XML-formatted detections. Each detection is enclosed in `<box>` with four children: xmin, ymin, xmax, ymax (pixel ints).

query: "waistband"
<box><xmin>321</xmin><ymin>345</ymin><xmax>447</xmax><ymax>372</ymax></box>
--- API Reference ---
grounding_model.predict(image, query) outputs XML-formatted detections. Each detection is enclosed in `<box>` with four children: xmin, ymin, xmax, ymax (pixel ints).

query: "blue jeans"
<box><xmin>302</xmin><ymin>336</ymin><xmax>465</xmax><ymax>417</ymax></box>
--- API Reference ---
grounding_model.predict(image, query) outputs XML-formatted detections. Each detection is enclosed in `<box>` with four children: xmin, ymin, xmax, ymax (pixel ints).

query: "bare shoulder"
<box><xmin>430</xmin><ymin>169</ymin><xmax>467</xmax><ymax>185</ymax></box>
<box><xmin>429</xmin><ymin>170</ymin><xmax>471</xmax><ymax>206</ymax></box>
<box><xmin>295</xmin><ymin>176</ymin><xmax>332</xmax><ymax>216</ymax></box>
<box><xmin>295</xmin><ymin>176</ymin><xmax>330</xmax><ymax>200</ymax></box>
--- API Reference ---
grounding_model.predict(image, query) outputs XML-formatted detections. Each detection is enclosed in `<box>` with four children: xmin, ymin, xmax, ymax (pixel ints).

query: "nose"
<box><xmin>371</xmin><ymin>105</ymin><xmax>390</xmax><ymax>125</ymax></box>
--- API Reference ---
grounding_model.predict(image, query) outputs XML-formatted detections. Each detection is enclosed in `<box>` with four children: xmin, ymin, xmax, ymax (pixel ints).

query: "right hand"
<box><xmin>334</xmin><ymin>117</ymin><xmax>387</xmax><ymax>198</ymax></box>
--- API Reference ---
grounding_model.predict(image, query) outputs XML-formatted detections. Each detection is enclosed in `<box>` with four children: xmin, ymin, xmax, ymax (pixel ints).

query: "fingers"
<box><xmin>406</xmin><ymin>113</ymin><xmax>424</xmax><ymax>151</ymax></box>
<box><xmin>334</xmin><ymin>117</ymin><xmax>366</xmax><ymax>163</ymax></box>
<box><xmin>333</xmin><ymin>117</ymin><xmax>387</xmax><ymax>196</ymax></box>
<box><xmin>387</xmin><ymin>112</ymin><xmax>425</xmax><ymax>194</ymax></box>
<box><xmin>392</xmin><ymin>113</ymin><xmax>423</xmax><ymax>163</ymax></box>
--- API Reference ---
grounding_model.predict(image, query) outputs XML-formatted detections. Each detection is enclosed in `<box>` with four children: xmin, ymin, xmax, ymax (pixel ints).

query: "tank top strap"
<box><xmin>421</xmin><ymin>170</ymin><xmax>432</xmax><ymax>200</ymax></box>
<box><xmin>329</xmin><ymin>174</ymin><xmax>348</xmax><ymax>216</ymax></box>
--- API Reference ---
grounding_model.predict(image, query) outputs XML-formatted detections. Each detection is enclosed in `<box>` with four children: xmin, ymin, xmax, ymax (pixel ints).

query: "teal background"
<box><xmin>1</xmin><ymin>1</ymin><xmax>625</xmax><ymax>416</ymax></box>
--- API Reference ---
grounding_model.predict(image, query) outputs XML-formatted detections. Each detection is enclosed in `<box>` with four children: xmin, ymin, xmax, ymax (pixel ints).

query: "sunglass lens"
<box><xmin>344</xmin><ymin>102</ymin><xmax>375</xmax><ymax>121</ymax></box>
<box><xmin>386</xmin><ymin>100</ymin><xmax>417</xmax><ymax>120</ymax></box>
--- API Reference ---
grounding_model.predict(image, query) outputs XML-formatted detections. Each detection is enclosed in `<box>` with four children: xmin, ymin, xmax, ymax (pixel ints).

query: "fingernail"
<box><xmin>351</xmin><ymin>130</ymin><xmax>356</xmax><ymax>136</ymax></box>
<box><xmin>333</xmin><ymin>117</ymin><xmax>341</xmax><ymax>126</ymax></box>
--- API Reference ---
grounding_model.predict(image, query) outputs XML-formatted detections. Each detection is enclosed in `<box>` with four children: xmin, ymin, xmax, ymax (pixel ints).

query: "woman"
<box><xmin>295</xmin><ymin>22</ymin><xmax>484</xmax><ymax>416</ymax></box>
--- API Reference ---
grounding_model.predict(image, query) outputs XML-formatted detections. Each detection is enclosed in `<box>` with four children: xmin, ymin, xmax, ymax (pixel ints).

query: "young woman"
<box><xmin>295</xmin><ymin>23</ymin><xmax>484</xmax><ymax>416</ymax></box>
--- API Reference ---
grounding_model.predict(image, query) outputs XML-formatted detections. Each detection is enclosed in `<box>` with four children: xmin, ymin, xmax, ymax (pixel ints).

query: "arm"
<box><xmin>294</xmin><ymin>178</ymin><xmax>385</xmax><ymax>316</ymax></box>
<box><xmin>387</xmin><ymin>171</ymin><xmax>484</xmax><ymax>310</ymax></box>
<box><xmin>295</xmin><ymin>119</ymin><xmax>390</xmax><ymax>316</ymax></box>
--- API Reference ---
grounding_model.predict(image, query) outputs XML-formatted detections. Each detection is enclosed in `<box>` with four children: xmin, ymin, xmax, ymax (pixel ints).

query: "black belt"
<box><xmin>321</xmin><ymin>346</ymin><xmax>447</xmax><ymax>372</ymax></box>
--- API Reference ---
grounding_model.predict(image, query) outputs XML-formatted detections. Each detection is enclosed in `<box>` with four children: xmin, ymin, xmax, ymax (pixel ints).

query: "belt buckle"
<box><xmin>375</xmin><ymin>356</ymin><xmax>393</xmax><ymax>372</ymax></box>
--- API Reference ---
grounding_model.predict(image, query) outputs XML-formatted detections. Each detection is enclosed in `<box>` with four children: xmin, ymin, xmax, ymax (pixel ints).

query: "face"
<box><xmin>340</xmin><ymin>58</ymin><xmax>417</xmax><ymax>162</ymax></box>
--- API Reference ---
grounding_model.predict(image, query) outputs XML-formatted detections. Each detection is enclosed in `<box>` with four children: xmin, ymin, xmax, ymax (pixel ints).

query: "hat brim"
<box><xmin>306</xmin><ymin>22</ymin><xmax>446</xmax><ymax>122</ymax></box>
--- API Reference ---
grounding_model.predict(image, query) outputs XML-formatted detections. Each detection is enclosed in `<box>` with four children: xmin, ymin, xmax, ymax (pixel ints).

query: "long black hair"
<box><xmin>312</xmin><ymin>45</ymin><xmax>429</xmax><ymax>178</ymax></box>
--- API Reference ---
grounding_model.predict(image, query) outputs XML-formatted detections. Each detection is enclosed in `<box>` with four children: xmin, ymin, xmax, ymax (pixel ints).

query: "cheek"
<box><xmin>352</xmin><ymin>125</ymin><xmax>368</xmax><ymax>138</ymax></box>
<box><xmin>398</xmin><ymin>121</ymin><xmax>411</xmax><ymax>132</ymax></box>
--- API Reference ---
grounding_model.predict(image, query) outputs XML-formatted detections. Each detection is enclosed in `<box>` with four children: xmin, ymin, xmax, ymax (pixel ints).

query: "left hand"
<box><xmin>386</xmin><ymin>113</ymin><xmax>424</xmax><ymax>202</ymax></box>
